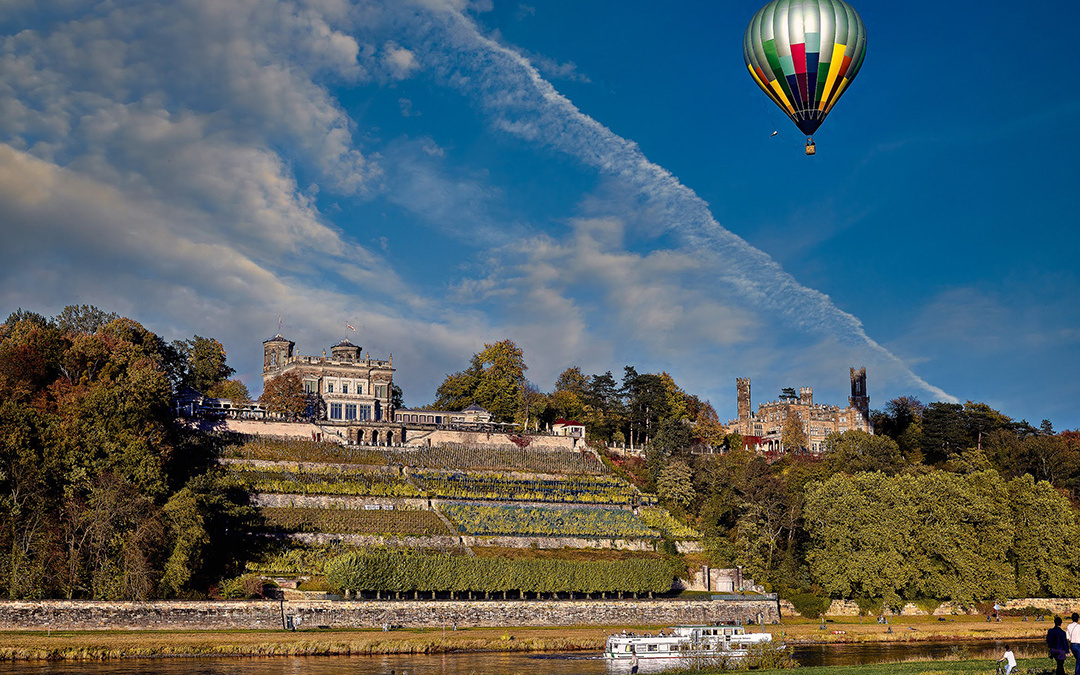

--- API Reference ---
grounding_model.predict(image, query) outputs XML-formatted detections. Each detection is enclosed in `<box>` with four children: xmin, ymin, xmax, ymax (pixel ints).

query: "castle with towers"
<box><xmin>261</xmin><ymin>329</ymin><xmax>869</xmax><ymax>455</ymax></box>
<box><xmin>728</xmin><ymin>367</ymin><xmax>872</xmax><ymax>455</ymax></box>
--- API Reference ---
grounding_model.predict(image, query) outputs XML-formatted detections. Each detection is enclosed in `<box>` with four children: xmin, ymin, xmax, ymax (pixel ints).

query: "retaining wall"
<box><xmin>0</xmin><ymin>598</ymin><xmax>780</xmax><ymax>631</ymax></box>
<box><xmin>778</xmin><ymin>597</ymin><xmax>1074</xmax><ymax>618</ymax></box>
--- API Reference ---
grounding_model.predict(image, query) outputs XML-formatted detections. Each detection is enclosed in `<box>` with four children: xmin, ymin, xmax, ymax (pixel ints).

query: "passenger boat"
<box><xmin>604</xmin><ymin>623</ymin><xmax>774</xmax><ymax>668</ymax></box>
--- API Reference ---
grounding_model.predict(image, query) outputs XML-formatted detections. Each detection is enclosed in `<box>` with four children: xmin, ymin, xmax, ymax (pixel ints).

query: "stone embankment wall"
<box><xmin>0</xmin><ymin>598</ymin><xmax>779</xmax><ymax>631</ymax></box>
<box><xmin>778</xmin><ymin>597</ymin><xmax>1080</xmax><ymax>617</ymax></box>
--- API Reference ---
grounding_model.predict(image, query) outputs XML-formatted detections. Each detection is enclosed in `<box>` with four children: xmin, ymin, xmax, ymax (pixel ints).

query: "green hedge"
<box><xmin>788</xmin><ymin>592</ymin><xmax>830</xmax><ymax>618</ymax></box>
<box><xmin>324</xmin><ymin>548</ymin><xmax>677</xmax><ymax>595</ymax></box>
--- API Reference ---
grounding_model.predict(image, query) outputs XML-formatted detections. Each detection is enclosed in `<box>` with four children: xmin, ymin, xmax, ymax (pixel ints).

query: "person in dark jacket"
<box><xmin>1049</xmin><ymin>615</ymin><xmax>1070</xmax><ymax>675</ymax></box>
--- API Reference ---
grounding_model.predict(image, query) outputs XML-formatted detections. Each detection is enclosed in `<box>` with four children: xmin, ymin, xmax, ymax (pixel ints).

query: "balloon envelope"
<box><xmin>743</xmin><ymin>0</ymin><xmax>867</xmax><ymax>137</ymax></box>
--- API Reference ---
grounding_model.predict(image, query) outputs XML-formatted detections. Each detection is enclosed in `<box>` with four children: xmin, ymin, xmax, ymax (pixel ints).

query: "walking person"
<box><xmin>1068</xmin><ymin>612</ymin><xmax>1080</xmax><ymax>675</ymax></box>
<box><xmin>630</xmin><ymin>649</ymin><xmax>639</xmax><ymax>674</ymax></box>
<box><xmin>1049</xmin><ymin>615</ymin><xmax>1070</xmax><ymax>675</ymax></box>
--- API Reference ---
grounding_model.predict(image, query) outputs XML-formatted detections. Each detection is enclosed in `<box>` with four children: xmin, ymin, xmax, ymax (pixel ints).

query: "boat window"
<box><xmin>724</xmin><ymin>629</ymin><xmax>733</xmax><ymax>636</ymax></box>
<box><xmin>647</xmin><ymin>645</ymin><xmax>657</xmax><ymax>652</ymax></box>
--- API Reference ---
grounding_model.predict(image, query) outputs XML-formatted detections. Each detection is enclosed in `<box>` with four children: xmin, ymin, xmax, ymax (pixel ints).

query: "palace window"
<box><xmin>330</xmin><ymin>403</ymin><xmax>342</xmax><ymax>420</ymax></box>
<box><xmin>342</xmin><ymin>383</ymin><xmax>348</xmax><ymax>395</ymax></box>
<box><xmin>303</xmin><ymin>380</ymin><xmax>316</xmax><ymax>393</ymax></box>
<box><xmin>327</xmin><ymin>382</ymin><xmax>334</xmax><ymax>393</ymax></box>
<box><xmin>345</xmin><ymin>404</ymin><xmax>357</xmax><ymax>420</ymax></box>
<box><xmin>358</xmin><ymin>405</ymin><xmax>372</xmax><ymax>421</ymax></box>
<box><xmin>375</xmin><ymin>384</ymin><xmax>388</xmax><ymax>399</ymax></box>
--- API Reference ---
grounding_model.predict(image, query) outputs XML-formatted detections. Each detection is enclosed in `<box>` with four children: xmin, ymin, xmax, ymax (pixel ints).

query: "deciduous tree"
<box><xmin>260</xmin><ymin>371</ymin><xmax>306</xmax><ymax>419</ymax></box>
<box><xmin>780</xmin><ymin>413</ymin><xmax>808</xmax><ymax>452</ymax></box>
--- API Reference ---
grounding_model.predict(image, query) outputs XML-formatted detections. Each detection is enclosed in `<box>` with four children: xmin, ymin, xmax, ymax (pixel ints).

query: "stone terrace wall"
<box><xmin>0</xmin><ymin>598</ymin><xmax>779</xmax><ymax>631</ymax></box>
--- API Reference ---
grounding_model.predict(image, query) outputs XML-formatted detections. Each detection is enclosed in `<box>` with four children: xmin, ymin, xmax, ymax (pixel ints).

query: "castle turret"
<box><xmin>799</xmin><ymin>387</ymin><xmax>813</xmax><ymax>405</ymax></box>
<box><xmin>736</xmin><ymin>377</ymin><xmax>752</xmax><ymax>434</ymax></box>
<box><xmin>263</xmin><ymin>334</ymin><xmax>294</xmax><ymax>374</ymax></box>
<box><xmin>330</xmin><ymin>338</ymin><xmax>362</xmax><ymax>362</ymax></box>
<box><xmin>849</xmin><ymin>367</ymin><xmax>870</xmax><ymax>429</ymax></box>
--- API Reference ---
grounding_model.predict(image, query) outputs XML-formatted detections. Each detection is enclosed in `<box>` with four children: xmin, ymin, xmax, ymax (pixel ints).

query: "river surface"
<box><xmin>0</xmin><ymin>639</ymin><xmax>1048</xmax><ymax>674</ymax></box>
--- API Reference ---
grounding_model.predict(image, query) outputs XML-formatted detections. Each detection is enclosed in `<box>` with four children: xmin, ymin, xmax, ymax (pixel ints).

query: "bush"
<box><xmin>855</xmin><ymin>596</ymin><xmax>883</xmax><ymax>616</ymax></box>
<box><xmin>914</xmin><ymin>598</ymin><xmax>941</xmax><ymax>615</ymax></box>
<box><xmin>219</xmin><ymin>574</ymin><xmax>268</xmax><ymax>599</ymax></box>
<box><xmin>788</xmin><ymin>592</ymin><xmax>830</xmax><ymax>619</ymax></box>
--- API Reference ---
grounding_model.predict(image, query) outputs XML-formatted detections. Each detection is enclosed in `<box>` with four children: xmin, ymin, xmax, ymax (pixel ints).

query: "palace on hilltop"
<box><xmin>728</xmin><ymin>367</ymin><xmax>872</xmax><ymax>456</ymax></box>
<box><xmin>254</xmin><ymin>333</ymin><xmax>584</xmax><ymax>450</ymax></box>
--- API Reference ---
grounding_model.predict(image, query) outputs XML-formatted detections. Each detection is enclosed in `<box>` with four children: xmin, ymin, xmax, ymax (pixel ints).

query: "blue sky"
<box><xmin>1</xmin><ymin>0</ymin><xmax>1078</xmax><ymax>430</ymax></box>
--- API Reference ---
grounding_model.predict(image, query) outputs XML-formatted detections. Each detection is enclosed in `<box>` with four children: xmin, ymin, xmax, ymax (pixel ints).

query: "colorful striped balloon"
<box><xmin>744</xmin><ymin>0</ymin><xmax>867</xmax><ymax>137</ymax></box>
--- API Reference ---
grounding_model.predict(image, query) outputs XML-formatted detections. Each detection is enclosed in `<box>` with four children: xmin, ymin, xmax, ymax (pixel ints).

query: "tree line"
<box><xmin>428</xmin><ymin>339</ymin><xmax>727</xmax><ymax>452</ymax></box>
<box><xmin>429</xmin><ymin>340</ymin><xmax>1080</xmax><ymax>607</ymax></box>
<box><xmin>0</xmin><ymin>306</ymin><xmax>253</xmax><ymax>599</ymax></box>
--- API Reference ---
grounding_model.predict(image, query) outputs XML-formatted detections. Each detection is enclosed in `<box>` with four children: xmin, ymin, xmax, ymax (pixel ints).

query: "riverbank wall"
<box><xmin>0</xmin><ymin>597</ymin><xmax>780</xmax><ymax>631</ymax></box>
<box><xmin>778</xmin><ymin>597</ymin><xmax>1080</xmax><ymax>618</ymax></box>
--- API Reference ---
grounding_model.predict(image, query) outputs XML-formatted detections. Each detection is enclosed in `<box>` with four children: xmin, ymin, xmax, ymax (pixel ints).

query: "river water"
<box><xmin>0</xmin><ymin>640</ymin><xmax>1047</xmax><ymax>675</ymax></box>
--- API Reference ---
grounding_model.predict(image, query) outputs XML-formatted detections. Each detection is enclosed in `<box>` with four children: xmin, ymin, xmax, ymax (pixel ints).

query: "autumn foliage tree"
<box><xmin>0</xmin><ymin>306</ymin><xmax>250</xmax><ymax>599</ymax></box>
<box><xmin>433</xmin><ymin>339</ymin><xmax>527</xmax><ymax>423</ymax></box>
<box><xmin>259</xmin><ymin>371</ymin><xmax>307</xmax><ymax>419</ymax></box>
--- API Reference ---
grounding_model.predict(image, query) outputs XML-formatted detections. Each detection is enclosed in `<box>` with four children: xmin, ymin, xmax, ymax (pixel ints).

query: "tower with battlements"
<box><xmin>849</xmin><ymin>366</ymin><xmax>870</xmax><ymax>430</ymax></box>
<box><xmin>727</xmin><ymin>368</ymin><xmax>872</xmax><ymax>456</ymax></box>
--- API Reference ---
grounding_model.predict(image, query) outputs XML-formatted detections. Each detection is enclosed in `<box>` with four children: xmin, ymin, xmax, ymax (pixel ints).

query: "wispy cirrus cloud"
<box><xmin>0</xmin><ymin>0</ymin><xmax>956</xmax><ymax>410</ymax></box>
<box><xmin>398</xmin><ymin>3</ymin><xmax>954</xmax><ymax>402</ymax></box>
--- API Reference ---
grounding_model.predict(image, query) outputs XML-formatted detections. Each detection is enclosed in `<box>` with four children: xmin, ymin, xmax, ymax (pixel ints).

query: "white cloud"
<box><xmin>0</xmin><ymin>0</ymin><xmax>960</xmax><ymax>412</ymax></box>
<box><xmin>383</xmin><ymin>42</ymin><xmax>419</xmax><ymax>80</ymax></box>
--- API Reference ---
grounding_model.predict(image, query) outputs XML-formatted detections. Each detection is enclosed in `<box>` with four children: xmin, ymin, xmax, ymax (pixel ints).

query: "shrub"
<box><xmin>219</xmin><ymin>574</ymin><xmax>268</xmax><ymax>599</ymax></box>
<box><xmin>788</xmin><ymin>592</ymin><xmax>830</xmax><ymax>618</ymax></box>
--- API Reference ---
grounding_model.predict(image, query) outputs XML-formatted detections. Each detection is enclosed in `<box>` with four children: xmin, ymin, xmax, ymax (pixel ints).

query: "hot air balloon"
<box><xmin>743</xmin><ymin>0</ymin><xmax>867</xmax><ymax>155</ymax></box>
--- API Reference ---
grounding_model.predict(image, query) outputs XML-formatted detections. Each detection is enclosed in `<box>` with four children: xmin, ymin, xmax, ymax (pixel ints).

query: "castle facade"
<box><xmin>728</xmin><ymin>367</ymin><xmax>872</xmax><ymax>455</ymax></box>
<box><xmin>262</xmin><ymin>333</ymin><xmax>398</xmax><ymax>442</ymax></box>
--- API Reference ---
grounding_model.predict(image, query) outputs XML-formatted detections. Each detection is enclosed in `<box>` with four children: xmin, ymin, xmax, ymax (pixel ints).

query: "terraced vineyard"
<box><xmin>257</xmin><ymin>507</ymin><xmax>451</xmax><ymax>536</ymax></box>
<box><xmin>224</xmin><ymin>437</ymin><xmax>394</xmax><ymax>465</ymax></box>
<box><xmin>225</xmin><ymin>461</ymin><xmax>420</xmax><ymax>497</ymax></box>
<box><xmin>637</xmin><ymin>506</ymin><xmax>700</xmax><ymax>539</ymax></box>
<box><xmin>411</xmin><ymin>469</ymin><xmax>638</xmax><ymax>504</ymax></box>
<box><xmin>226</xmin><ymin>437</ymin><xmax>608</xmax><ymax>475</ymax></box>
<box><xmin>440</xmin><ymin>503</ymin><xmax>659</xmax><ymax>539</ymax></box>
<box><xmin>225</xmin><ymin>433</ymin><xmax>701</xmax><ymax>588</ymax></box>
<box><xmin>385</xmin><ymin>444</ymin><xmax>608</xmax><ymax>475</ymax></box>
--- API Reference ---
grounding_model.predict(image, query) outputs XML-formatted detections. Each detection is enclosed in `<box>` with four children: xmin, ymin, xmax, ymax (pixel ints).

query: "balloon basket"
<box><xmin>805</xmin><ymin>139</ymin><xmax>816</xmax><ymax>156</ymax></box>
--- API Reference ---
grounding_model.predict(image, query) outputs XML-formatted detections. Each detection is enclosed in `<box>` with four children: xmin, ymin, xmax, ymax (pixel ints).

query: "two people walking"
<box><xmin>1046</xmin><ymin>613</ymin><xmax>1080</xmax><ymax>675</ymax></box>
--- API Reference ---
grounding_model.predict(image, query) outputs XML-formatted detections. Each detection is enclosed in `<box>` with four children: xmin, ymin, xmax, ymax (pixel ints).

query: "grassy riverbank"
<box><xmin>767</xmin><ymin>615</ymin><xmax>1047</xmax><ymax>644</ymax></box>
<box><xmin>688</xmin><ymin>659</ymin><xmax>1047</xmax><ymax>675</ymax></box>
<box><xmin>0</xmin><ymin>616</ymin><xmax>1051</xmax><ymax>661</ymax></box>
<box><xmin>0</xmin><ymin>625</ymin><xmax>608</xmax><ymax>660</ymax></box>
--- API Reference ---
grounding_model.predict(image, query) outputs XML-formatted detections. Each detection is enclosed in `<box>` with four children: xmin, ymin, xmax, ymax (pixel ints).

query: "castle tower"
<box><xmin>799</xmin><ymin>387</ymin><xmax>813</xmax><ymax>405</ymax></box>
<box><xmin>849</xmin><ymin>367</ymin><xmax>869</xmax><ymax>427</ymax></box>
<box><xmin>263</xmin><ymin>334</ymin><xmax>295</xmax><ymax>374</ymax></box>
<box><xmin>330</xmin><ymin>338</ymin><xmax>362</xmax><ymax>362</ymax></box>
<box><xmin>736</xmin><ymin>378</ymin><xmax>752</xmax><ymax>434</ymax></box>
